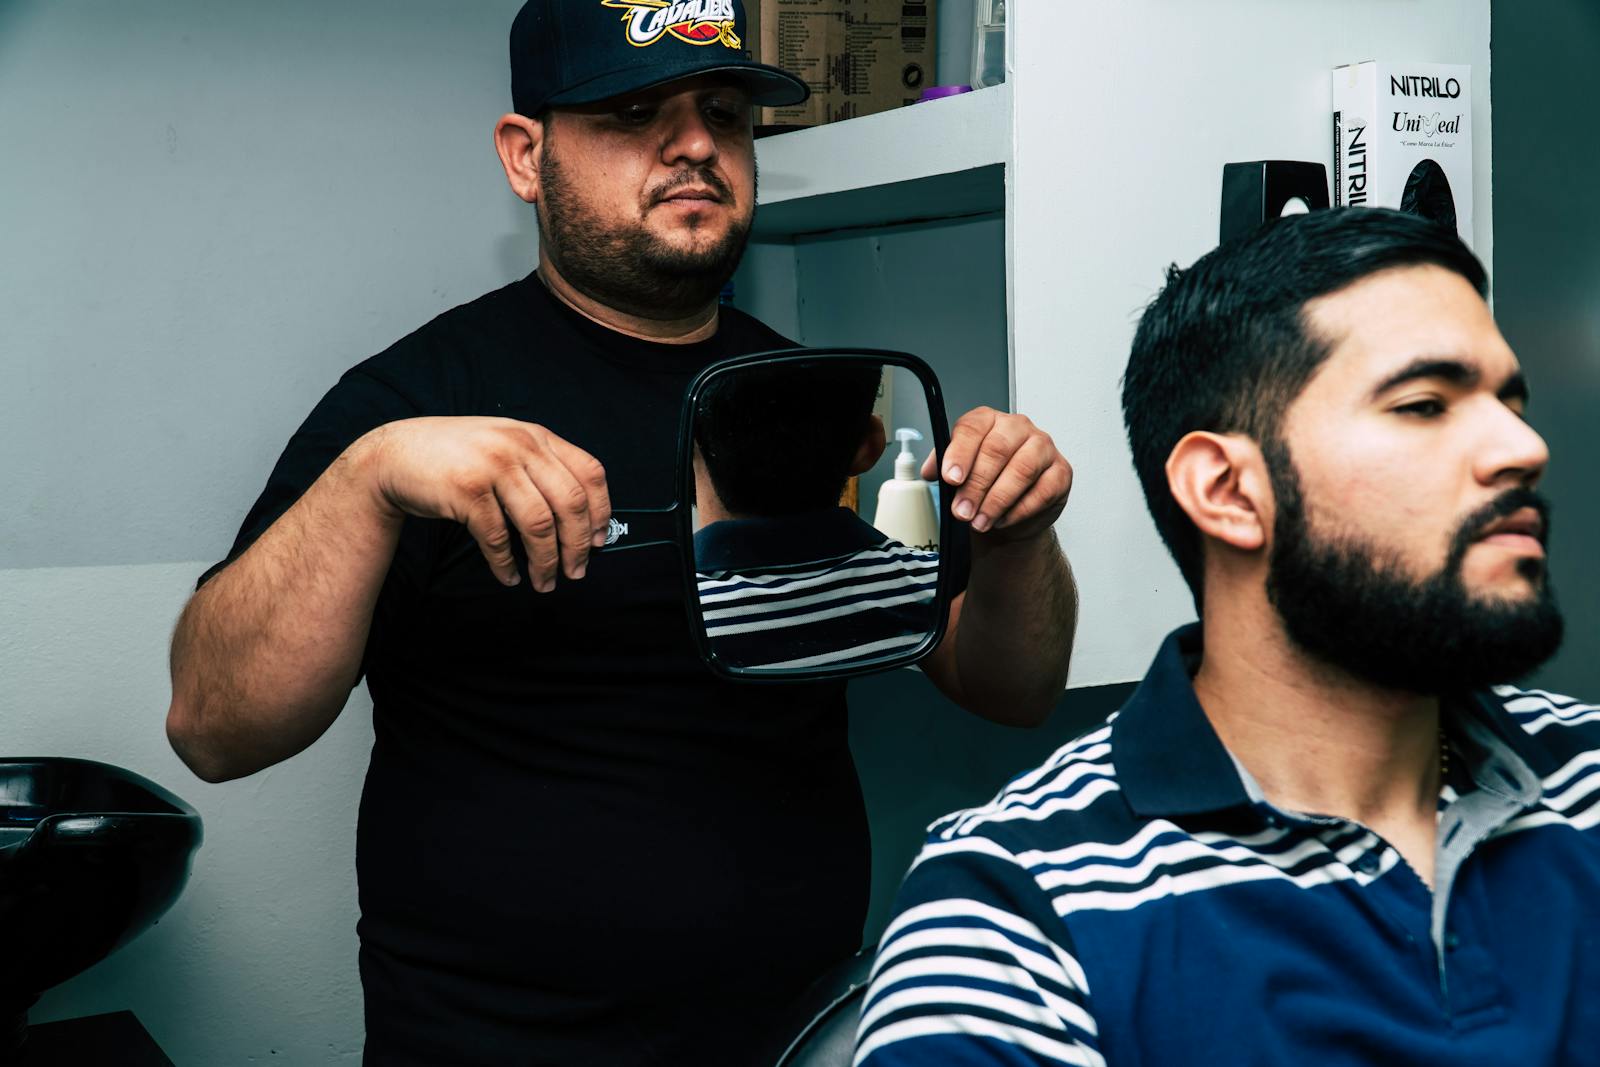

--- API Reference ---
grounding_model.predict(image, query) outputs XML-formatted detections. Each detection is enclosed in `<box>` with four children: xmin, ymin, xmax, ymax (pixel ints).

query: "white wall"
<box><xmin>2</xmin><ymin>1</ymin><xmax>525</xmax><ymax>1062</ymax></box>
<box><xmin>1009</xmin><ymin>0</ymin><xmax>1495</xmax><ymax>686</ymax></box>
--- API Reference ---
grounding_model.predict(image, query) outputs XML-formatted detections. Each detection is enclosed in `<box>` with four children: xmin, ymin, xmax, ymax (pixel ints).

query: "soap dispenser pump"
<box><xmin>872</xmin><ymin>428</ymin><xmax>940</xmax><ymax>552</ymax></box>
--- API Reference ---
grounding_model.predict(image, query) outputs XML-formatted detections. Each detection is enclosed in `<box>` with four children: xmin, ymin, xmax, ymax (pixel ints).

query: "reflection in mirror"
<box><xmin>690</xmin><ymin>358</ymin><xmax>942</xmax><ymax>674</ymax></box>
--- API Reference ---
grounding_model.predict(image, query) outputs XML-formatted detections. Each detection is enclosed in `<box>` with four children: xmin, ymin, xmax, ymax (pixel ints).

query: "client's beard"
<box><xmin>1263</xmin><ymin>439</ymin><xmax>1563</xmax><ymax>694</ymax></box>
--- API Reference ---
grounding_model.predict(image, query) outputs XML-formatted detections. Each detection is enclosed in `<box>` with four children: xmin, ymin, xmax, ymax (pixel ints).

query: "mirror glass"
<box><xmin>686</xmin><ymin>353</ymin><xmax>947</xmax><ymax>679</ymax></box>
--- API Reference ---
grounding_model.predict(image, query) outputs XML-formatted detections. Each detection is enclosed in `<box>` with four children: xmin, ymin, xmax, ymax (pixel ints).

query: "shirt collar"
<box><xmin>1456</xmin><ymin>688</ymin><xmax>1562</xmax><ymax>781</ymax></box>
<box><xmin>1113</xmin><ymin>624</ymin><xmax>1256</xmax><ymax>819</ymax></box>
<box><xmin>692</xmin><ymin>506</ymin><xmax>885</xmax><ymax>574</ymax></box>
<box><xmin>1112</xmin><ymin>623</ymin><xmax>1561</xmax><ymax>820</ymax></box>
<box><xmin>519</xmin><ymin>270</ymin><xmax>734</xmax><ymax>374</ymax></box>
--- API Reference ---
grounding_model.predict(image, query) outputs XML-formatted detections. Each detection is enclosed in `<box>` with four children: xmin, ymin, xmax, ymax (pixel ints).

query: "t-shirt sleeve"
<box><xmin>197</xmin><ymin>368</ymin><xmax>420</xmax><ymax>588</ymax></box>
<box><xmin>853</xmin><ymin>835</ymin><xmax>1105</xmax><ymax>1067</ymax></box>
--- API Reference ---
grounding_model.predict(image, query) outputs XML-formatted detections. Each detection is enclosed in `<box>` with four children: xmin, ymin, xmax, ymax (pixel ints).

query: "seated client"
<box><xmin>854</xmin><ymin>208</ymin><xmax>1598</xmax><ymax>1066</ymax></box>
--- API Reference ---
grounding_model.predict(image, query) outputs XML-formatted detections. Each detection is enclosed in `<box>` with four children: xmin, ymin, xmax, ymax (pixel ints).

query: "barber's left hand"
<box><xmin>921</xmin><ymin>407</ymin><xmax>1072</xmax><ymax>543</ymax></box>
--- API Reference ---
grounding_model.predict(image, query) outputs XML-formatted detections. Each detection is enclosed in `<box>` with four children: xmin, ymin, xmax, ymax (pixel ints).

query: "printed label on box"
<box><xmin>1332</xmin><ymin>61</ymin><xmax>1473</xmax><ymax>246</ymax></box>
<box><xmin>752</xmin><ymin>0</ymin><xmax>935</xmax><ymax>127</ymax></box>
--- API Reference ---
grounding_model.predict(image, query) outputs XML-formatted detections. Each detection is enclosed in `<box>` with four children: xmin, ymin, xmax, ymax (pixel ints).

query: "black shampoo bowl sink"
<box><xmin>0</xmin><ymin>759</ymin><xmax>202</xmax><ymax>1058</ymax></box>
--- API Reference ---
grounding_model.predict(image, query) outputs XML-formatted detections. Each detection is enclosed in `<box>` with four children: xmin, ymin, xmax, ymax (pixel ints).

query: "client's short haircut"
<box><xmin>1121</xmin><ymin>207</ymin><xmax>1487</xmax><ymax>603</ymax></box>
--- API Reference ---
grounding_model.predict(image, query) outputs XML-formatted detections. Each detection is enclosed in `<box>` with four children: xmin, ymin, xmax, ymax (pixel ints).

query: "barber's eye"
<box><xmin>703</xmin><ymin>100</ymin><xmax>747</xmax><ymax>126</ymax></box>
<box><xmin>615</xmin><ymin>104</ymin><xmax>657</xmax><ymax>125</ymax></box>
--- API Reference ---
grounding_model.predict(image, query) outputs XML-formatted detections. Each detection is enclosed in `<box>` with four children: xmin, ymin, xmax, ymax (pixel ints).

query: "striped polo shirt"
<box><xmin>855</xmin><ymin>624</ymin><xmax>1600</xmax><ymax>1066</ymax></box>
<box><xmin>694</xmin><ymin>507</ymin><xmax>940</xmax><ymax>671</ymax></box>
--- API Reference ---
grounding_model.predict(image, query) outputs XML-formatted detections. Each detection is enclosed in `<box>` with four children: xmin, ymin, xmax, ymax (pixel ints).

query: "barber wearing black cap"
<box><xmin>166</xmin><ymin>1</ymin><xmax>1077</xmax><ymax>1062</ymax></box>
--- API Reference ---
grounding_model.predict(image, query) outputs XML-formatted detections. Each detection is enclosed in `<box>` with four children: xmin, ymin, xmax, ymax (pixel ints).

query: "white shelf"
<box><xmin>751</xmin><ymin>82</ymin><xmax>1011</xmax><ymax>237</ymax></box>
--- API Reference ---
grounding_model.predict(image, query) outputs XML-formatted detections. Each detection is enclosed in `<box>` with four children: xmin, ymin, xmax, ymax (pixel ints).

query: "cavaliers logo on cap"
<box><xmin>601</xmin><ymin>0</ymin><xmax>742</xmax><ymax>50</ymax></box>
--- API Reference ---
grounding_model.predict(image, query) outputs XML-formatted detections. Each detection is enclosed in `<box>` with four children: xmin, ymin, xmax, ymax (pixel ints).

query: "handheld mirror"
<box><xmin>599</xmin><ymin>348</ymin><xmax>953</xmax><ymax>683</ymax></box>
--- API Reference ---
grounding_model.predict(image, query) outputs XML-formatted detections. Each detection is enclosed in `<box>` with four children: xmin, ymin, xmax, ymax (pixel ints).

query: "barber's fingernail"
<box><xmin>505</xmin><ymin>572</ymin><xmax>522</xmax><ymax>587</ymax></box>
<box><xmin>572</xmin><ymin>564</ymin><xmax>587</xmax><ymax>580</ymax></box>
<box><xmin>955</xmin><ymin>499</ymin><xmax>975</xmax><ymax>520</ymax></box>
<box><xmin>945</xmin><ymin>465</ymin><xmax>964</xmax><ymax>484</ymax></box>
<box><xmin>592</xmin><ymin>531</ymin><xmax>608</xmax><ymax>548</ymax></box>
<box><xmin>972</xmin><ymin>514</ymin><xmax>991</xmax><ymax>532</ymax></box>
<box><xmin>537</xmin><ymin>578</ymin><xmax>555</xmax><ymax>593</ymax></box>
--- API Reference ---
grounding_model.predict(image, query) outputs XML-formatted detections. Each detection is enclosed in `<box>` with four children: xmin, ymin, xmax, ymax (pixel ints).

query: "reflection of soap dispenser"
<box><xmin>873</xmin><ymin>428</ymin><xmax>940</xmax><ymax>552</ymax></box>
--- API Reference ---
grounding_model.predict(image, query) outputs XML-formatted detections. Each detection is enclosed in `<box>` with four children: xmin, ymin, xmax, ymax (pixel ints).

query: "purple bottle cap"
<box><xmin>917</xmin><ymin>85</ymin><xmax>973</xmax><ymax>102</ymax></box>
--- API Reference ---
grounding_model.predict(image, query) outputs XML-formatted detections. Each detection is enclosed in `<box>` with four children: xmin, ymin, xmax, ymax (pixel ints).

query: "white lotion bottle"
<box><xmin>872</xmin><ymin>428</ymin><xmax>940</xmax><ymax>552</ymax></box>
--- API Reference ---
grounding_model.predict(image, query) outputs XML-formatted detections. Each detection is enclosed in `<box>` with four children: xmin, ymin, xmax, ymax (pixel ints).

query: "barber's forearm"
<box><xmin>953</xmin><ymin>530</ymin><xmax>1078</xmax><ymax>725</ymax></box>
<box><xmin>166</xmin><ymin>435</ymin><xmax>402</xmax><ymax>782</ymax></box>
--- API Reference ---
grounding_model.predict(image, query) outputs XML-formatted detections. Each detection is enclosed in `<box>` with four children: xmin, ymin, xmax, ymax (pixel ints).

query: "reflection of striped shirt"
<box><xmin>694</xmin><ymin>508</ymin><xmax>939</xmax><ymax>671</ymax></box>
<box><xmin>856</xmin><ymin>624</ymin><xmax>1600</xmax><ymax>1066</ymax></box>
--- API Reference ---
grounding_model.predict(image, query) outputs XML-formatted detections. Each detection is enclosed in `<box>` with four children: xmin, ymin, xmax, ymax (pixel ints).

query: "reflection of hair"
<box><xmin>1122</xmin><ymin>207</ymin><xmax>1486</xmax><ymax>602</ymax></box>
<box><xmin>1400</xmin><ymin>159</ymin><xmax>1457</xmax><ymax>231</ymax></box>
<box><xmin>695</xmin><ymin>363</ymin><xmax>883</xmax><ymax>516</ymax></box>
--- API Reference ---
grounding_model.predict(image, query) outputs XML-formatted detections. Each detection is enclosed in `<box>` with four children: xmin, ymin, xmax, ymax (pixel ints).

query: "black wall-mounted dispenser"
<box><xmin>1219</xmin><ymin>161</ymin><xmax>1330</xmax><ymax>243</ymax></box>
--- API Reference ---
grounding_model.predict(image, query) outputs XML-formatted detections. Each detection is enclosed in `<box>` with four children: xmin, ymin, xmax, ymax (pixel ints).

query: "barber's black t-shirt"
<box><xmin>210</xmin><ymin>274</ymin><xmax>868</xmax><ymax>1064</ymax></box>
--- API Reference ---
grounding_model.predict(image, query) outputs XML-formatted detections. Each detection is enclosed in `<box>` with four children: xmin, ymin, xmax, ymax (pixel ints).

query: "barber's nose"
<box><xmin>1477</xmin><ymin>403</ymin><xmax>1550</xmax><ymax>489</ymax></box>
<box><xmin>661</xmin><ymin>107</ymin><xmax>717</xmax><ymax>167</ymax></box>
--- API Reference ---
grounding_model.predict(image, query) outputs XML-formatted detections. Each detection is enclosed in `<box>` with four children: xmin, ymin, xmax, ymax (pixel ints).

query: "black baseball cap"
<box><xmin>510</xmin><ymin>0</ymin><xmax>809</xmax><ymax>117</ymax></box>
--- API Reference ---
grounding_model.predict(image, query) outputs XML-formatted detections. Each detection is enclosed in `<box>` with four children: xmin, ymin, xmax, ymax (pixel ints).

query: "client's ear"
<box><xmin>1165</xmin><ymin>431</ymin><xmax>1272</xmax><ymax>553</ymax></box>
<box><xmin>848</xmin><ymin>415</ymin><xmax>888</xmax><ymax>476</ymax></box>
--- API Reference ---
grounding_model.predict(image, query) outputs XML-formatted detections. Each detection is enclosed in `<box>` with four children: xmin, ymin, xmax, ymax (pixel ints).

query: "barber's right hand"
<box><xmin>356</xmin><ymin>417</ymin><xmax>611</xmax><ymax>592</ymax></box>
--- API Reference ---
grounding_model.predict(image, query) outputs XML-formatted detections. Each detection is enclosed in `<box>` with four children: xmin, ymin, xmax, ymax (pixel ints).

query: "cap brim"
<box><xmin>545</xmin><ymin>60</ymin><xmax>809</xmax><ymax>110</ymax></box>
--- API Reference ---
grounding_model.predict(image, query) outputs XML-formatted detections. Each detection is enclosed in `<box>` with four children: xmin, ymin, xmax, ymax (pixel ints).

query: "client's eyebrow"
<box><xmin>1369</xmin><ymin>357</ymin><xmax>1478</xmax><ymax>400</ymax></box>
<box><xmin>1368</xmin><ymin>357</ymin><xmax>1531</xmax><ymax>406</ymax></box>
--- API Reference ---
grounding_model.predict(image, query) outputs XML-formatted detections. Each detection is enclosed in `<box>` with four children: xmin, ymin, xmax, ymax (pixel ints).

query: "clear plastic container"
<box><xmin>972</xmin><ymin>0</ymin><xmax>1006</xmax><ymax>88</ymax></box>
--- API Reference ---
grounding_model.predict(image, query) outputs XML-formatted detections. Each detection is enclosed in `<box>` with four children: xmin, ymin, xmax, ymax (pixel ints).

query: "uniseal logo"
<box><xmin>605</xmin><ymin>518</ymin><xmax>629</xmax><ymax>546</ymax></box>
<box><xmin>1392</xmin><ymin>111</ymin><xmax>1463</xmax><ymax>137</ymax></box>
<box><xmin>601</xmin><ymin>0</ymin><xmax>742</xmax><ymax>50</ymax></box>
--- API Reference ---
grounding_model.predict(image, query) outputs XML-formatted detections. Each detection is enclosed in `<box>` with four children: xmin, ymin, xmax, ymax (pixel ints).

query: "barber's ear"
<box><xmin>494</xmin><ymin>113</ymin><xmax>546</xmax><ymax>204</ymax></box>
<box><xmin>1165</xmin><ymin>431</ymin><xmax>1272</xmax><ymax>552</ymax></box>
<box><xmin>849</xmin><ymin>415</ymin><xmax>888</xmax><ymax>476</ymax></box>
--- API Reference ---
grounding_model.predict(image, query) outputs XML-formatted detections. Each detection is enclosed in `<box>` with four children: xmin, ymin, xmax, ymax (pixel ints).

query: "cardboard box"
<box><xmin>1332</xmin><ymin>61</ymin><xmax>1473</xmax><ymax>246</ymax></box>
<box><xmin>748</xmin><ymin>0</ymin><xmax>936</xmax><ymax>127</ymax></box>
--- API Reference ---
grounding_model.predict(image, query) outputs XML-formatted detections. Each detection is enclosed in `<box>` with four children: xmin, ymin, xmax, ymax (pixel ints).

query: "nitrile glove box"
<box><xmin>1332</xmin><ymin>61</ymin><xmax>1473</xmax><ymax>246</ymax></box>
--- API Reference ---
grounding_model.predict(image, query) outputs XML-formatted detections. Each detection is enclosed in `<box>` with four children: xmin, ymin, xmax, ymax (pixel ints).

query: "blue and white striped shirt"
<box><xmin>856</xmin><ymin>624</ymin><xmax>1600</xmax><ymax>1066</ymax></box>
<box><xmin>695</xmin><ymin>508</ymin><xmax>940</xmax><ymax>671</ymax></box>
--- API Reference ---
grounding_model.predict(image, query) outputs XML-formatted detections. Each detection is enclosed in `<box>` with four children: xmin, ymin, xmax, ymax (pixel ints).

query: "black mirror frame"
<box><xmin>675</xmin><ymin>347</ymin><xmax>953</xmax><ymax>684</ymax></box>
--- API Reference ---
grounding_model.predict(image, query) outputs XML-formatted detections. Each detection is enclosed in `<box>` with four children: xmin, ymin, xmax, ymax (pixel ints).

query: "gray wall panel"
<box><xmin>791</xmin><ymin>214</ymin><xmax>1010</xmax><ymax>414</ymax></box>
<box><xmin>1492</xmin><ymin>3</ymin><xmax>1600</xmax><ymax>698</ymax></box>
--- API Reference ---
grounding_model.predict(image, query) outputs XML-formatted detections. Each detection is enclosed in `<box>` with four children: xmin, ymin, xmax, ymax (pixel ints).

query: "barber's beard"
<box><xmin>1263</xmin><ymin>439</ymin><xmax>1563</xmax><ymax>694</ymax></box>
<box><xmin>537</xmin><ymin>152</ymin><xmax>752</xmax><ymax>320</ymax></box>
